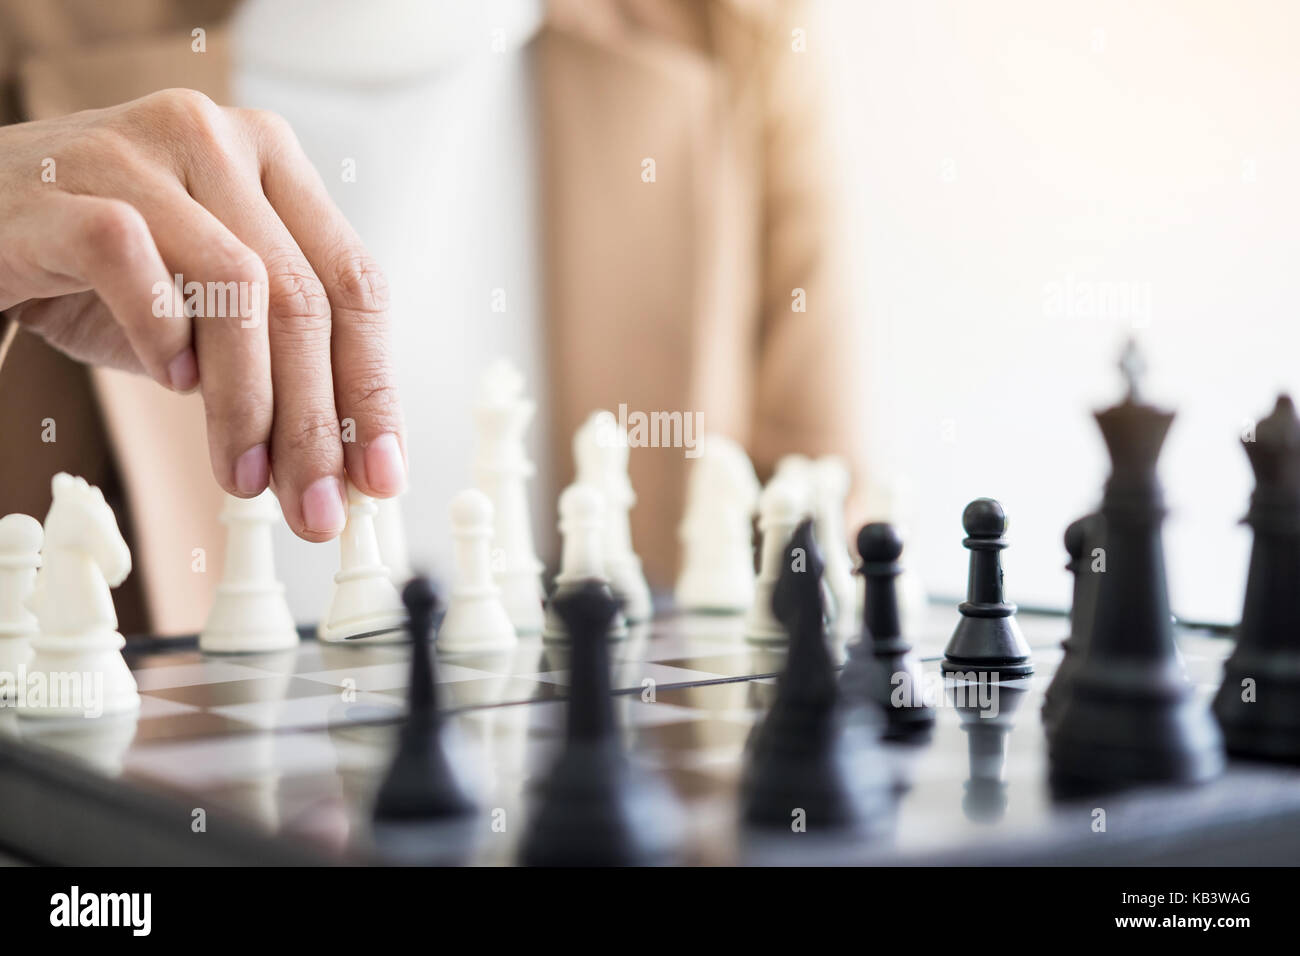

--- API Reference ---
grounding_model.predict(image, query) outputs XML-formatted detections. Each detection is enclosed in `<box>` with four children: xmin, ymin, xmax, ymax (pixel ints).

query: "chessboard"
<box><xmin>3</xmin><ymin>603</ymin><xmax>1299</xmax><ymax>866</ymax></box>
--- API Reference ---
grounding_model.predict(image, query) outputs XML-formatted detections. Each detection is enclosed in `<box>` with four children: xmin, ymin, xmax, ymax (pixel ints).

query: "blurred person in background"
<box><xmin>0</xmin><ymin>0</ymin><xmax>864</xmax><ymax>634</ymax></box>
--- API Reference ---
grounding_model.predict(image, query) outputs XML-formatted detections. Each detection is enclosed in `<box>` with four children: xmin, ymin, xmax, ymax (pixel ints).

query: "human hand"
<box><xmin>0</xmin><ymin>89</ymin><xmax>405</xmax><ymax>541</ymax></box>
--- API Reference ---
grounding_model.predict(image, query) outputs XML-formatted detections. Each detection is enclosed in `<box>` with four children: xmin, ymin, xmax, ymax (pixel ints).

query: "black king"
<box><xmin>1049</xmin><ymin>340</ymin><xmax>1224</xmax><ymax>793</ymax></box>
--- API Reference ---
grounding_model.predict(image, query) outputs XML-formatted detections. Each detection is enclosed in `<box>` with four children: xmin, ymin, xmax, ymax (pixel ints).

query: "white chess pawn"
<box><xmin>437</xmin><ymin>489</ymin><xmax>518</xmax><ymax>654</ymax></box>
<box><xmin>319</xmin><ymin>482</ymin><xmax>405</xmax><ymax>643</ymax></box>
<box><xmin>675</xmin><ymin>436</ymin><xmax>760</xmax><ymax>613</ymax></box>
<box><xmin>20</xmin><ymin>473</ymin><xmax>139</xmax><ymax>718</ymax></box>
<box><xmin>200</xmin><ymin>491</ymin><xmax>299</xmax><ymax>653</ymax></box>
<box><xmin>474</xmin><ymin>359</ymin><xmax>545</xmax><ymax>634</ymax></box>
<box><xmin>574</xmin><ymin>410</ymin><xmax>653</xmax><ymax>622</ymax></box>
<box><xmin>745</xmin><ymin>478</ymin><xmax>807</xmax><ymax>644</ymax></box>
<box><xmin>810</xmin><ymin>456</ymin><xmax>858</xmax><ymax>639</ymax></box>
<box><xmin>543</xmin><ymin>483</ymin><xmax>628</xmax><ymax>641</ymax></box>
<box><xmin>0</xmin><ymin>513</ymin><xmax>42</xmax><ymax>684</ymax></box>
<box><xmin>373</xmin><ymin>495</ymin><xmax>412</xmax><ymax>587</ymax></box>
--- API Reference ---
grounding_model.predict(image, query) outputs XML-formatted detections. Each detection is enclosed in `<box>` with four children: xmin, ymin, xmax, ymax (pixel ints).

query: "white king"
<box><xmin>474</xmin><ymin>359</ymin><xmax>546</xmax><ymax>634</ymax></box>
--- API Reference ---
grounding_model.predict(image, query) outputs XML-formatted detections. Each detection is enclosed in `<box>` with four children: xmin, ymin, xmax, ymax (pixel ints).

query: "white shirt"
<box><xmin>230</xmin><ymin>0</ymin><xmax>554</xmax><ymax>619</ymax></box>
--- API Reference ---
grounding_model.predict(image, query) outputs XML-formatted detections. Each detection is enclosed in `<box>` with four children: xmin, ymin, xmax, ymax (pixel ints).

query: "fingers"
<box><xmin>4</xmin><ymin>193</ymin><xmax>192</xmax><ymax>389</ymax></box>
<box><xmin>3</xmin><ymin>92</ymin><xmax>398</xmax><ymax>541</ymax></box>
<box><xmin>130</xmin><ymin>184</ymin><xmax>276</xmax><ymax>501</ymax></box>
<box><xmin>247</xmin><ymin>109</ymin><xmax>407</xmax><ymax>500</ymax></box>
<box><xmin>176</xmin><ymin>138</ymin><xmax>348</xmax><ymax>541</ymax></box>
<box><xmin>5</xmin><ymin>293</ymin><xmax>140</xmax><ymax>374</ymax></box>
<box><xmin>254</xmin><ymin>226</ymin><xmax>349</xmax><ymax>540</ymax></box>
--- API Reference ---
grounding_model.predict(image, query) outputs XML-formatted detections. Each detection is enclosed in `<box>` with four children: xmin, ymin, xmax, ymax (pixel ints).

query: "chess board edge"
<box><xmin>0</xmin><ymin>727</ymin><xmax>339</xmax><ymax>866</ymax></box>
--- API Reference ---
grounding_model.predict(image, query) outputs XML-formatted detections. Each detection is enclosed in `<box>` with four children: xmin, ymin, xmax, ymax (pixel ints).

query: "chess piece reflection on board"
<box><xmin>954</xmin><ymin>680</ymin><xmax>1028</xmax><ymax>824</ymax></box>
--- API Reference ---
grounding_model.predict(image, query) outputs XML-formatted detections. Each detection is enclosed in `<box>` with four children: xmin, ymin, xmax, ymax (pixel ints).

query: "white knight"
<box><xmin>19</xmin><ymin>473</ymin><xmax>139</xmax><ymax>718</ymax></box>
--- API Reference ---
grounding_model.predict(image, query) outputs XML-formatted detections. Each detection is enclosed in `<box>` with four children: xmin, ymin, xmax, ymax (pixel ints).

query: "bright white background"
<box><xmin>822</xmin><ymin>0</ymin><xmax>1300</xmax><ymax>623</ymax></box>
<box><xmin>233</xmin><ymin>0</ymin><xmax>1298</xmax><ymax>626</ymax></box>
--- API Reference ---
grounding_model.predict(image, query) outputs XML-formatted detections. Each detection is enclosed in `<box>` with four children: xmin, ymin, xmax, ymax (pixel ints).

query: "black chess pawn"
<box><xmin>952</xmin><ymin>678</ymin><xmax>1028</xmax><ymax>824</ymax></box>
<box><xmin>739</xmin><ymin>519</ymin><xmax>894</xmax><ymax>837</ymax></box>
<box><xmin>542</xmin><ymin>578</ymin><xmax>628</xmax><ymax>643</ymax></box>
<box><xmin>520</xmin><ymin>579</ymin><xmax>682</xmax><ymax>865</ymax></box>
<box><xmin>542</xmin><ymin>485</ymin><xmax>628</xmax><ymax>643</ymax></box>
<box><xmin>941</xmin><ymin>499</ymin><xmax>1033</xmax><ymax>677</ymax></box>
<box><xmin>372</xmin><ymin>576</ymin><xmax>476</xmax><ymax>823</ymax></box>
<box><xmin>1042</xmin><ymin>513</ymin><xmax>1104</xmax><ymax>733</ymax></box>
<box><xmin>840</xmin><ymin>522</ymin><xmax>935</xmax><ymax>740</ymax></box>
<box><xmin>1050</xmin><ymin>341</ymin><xmax>1223</xmax><ymax>794</ymax></box>
<box><xmin>1214</xmin><ymin>394</ymin><xmax>1300</xmax><ymax>762</ymax></box>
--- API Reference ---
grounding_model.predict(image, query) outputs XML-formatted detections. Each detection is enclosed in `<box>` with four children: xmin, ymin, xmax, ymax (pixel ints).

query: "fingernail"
<box><xmin>301</xmin><ymin>476</ymin><xmax>346</xmax><ymax>534</ymax></box>
<box><xmin>364</xmin><ymin>432</ymin><xmax>407</xmax><ymax>495</ymax></box>
<box><xmin>234</xmin><ymin>445</ymin><xmax>269</xmax><ymax>496</ymax></box>
<box><xmin>167</xmin><ymin>348</ymin><xmax>199</xmax><ymax>392</ymax></box>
